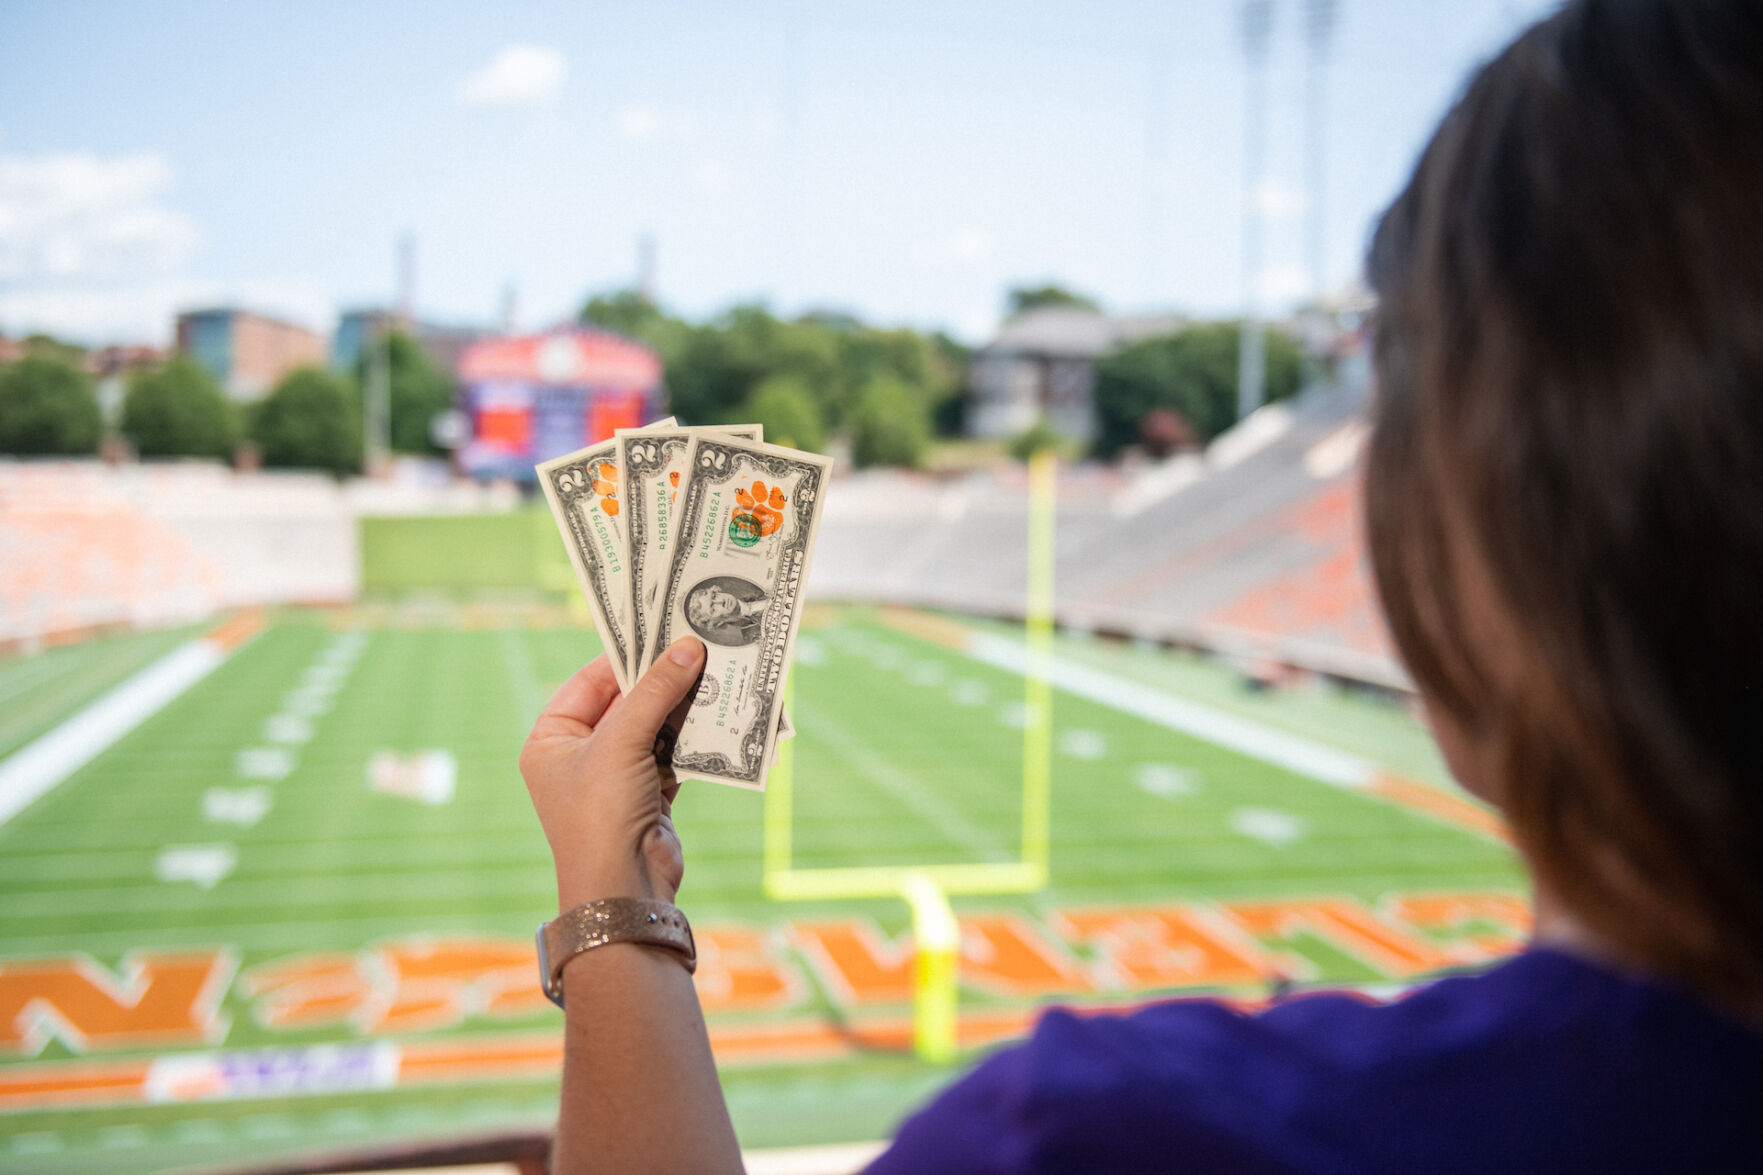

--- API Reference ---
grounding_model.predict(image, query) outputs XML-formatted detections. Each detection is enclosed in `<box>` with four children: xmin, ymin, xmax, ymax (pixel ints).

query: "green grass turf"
<box><xmin>358</xmin><ymin>511</ymin><xmax>573</xmax><ymax>596</ymax></box>
<box><xmin>0</xmin><ymin>624</ymin><xmax>204</xmax><ymax>761</ymax></box>
<box><xmin>0</xmin><ymin>606</ymin><xmax>1524</xmax><ymax>1172</ymax></box>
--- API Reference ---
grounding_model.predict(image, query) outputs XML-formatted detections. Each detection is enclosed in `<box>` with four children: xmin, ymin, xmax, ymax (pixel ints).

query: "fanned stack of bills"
<box><xmin>537</xmin><ymin>420</ymin><xmax>830</xmax><ymax>791</ymax></box>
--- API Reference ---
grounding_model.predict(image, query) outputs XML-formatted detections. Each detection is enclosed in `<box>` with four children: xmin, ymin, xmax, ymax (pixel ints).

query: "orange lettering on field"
<box><xmin>694</xmin><ymin>927</ymin><xmax>802</xmax><ymax>1012</ymax></box>
<box><xmin>242</xmin><ymin>939</ymin><xmax>547</xmax><ymax>1035</ymax></box>
<box><xmin>241</xmin><ymin>952</ymin><xmax>368</xmax><ymax>1030</ymax></box>
<box><xmin>959</xmin><ymin>915</ymin><xmax>1096</xmax><ymax>998</ymax></box>
<box><xmin>0</xmin><ymin>951</ymin><xmax>234</xmax><ymax>1055</ymax></box>
<box><xmin>1058</xmin><ymin>906</ymin><xmax>1272</xmax><ymax>990</ymax></box>
<box><xmin>1386</xmin><ymin>892</ymin><xmax>1531</xmax><ymax>962</ymax></box>
<box><xmin>794</xmin><ymin>917</ymin><xmax>1095</xmax><ymax>1006</ymax></box>
<box><xmin>1224</xmin><ymin>897</ymin><xmax>1463</xmax><ymax>978</ymax></box>
<box><xmin>385</xmin><ymin>940</ymin><xmax>547</xmax><ymax>1029</ymax></box>
<box><xmin>793</xmin><ymin>922</ymin><xmax>913</xmax><ymax>1004</ymax></box>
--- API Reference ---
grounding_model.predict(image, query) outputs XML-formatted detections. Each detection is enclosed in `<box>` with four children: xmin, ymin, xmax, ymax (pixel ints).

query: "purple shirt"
<box><xmin>868</xmin><ymin>949</ymin><xmax>1763</xmax><ymax>1174</ymax></box>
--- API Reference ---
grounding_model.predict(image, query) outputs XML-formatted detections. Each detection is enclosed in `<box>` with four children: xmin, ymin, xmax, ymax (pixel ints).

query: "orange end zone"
<box><xmin>202</xmin><ymin>608</ymin><xmax>267</xmax><ymax>653</ymax></box>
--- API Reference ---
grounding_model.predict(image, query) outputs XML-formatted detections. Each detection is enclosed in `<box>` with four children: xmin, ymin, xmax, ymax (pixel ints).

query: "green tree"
<box><xmin>1093</xmin><ymin>322</ymin><xmax>1303</xmax><ymax>458</ymax></box>
<box><xmin>663</xmin><ymin>305</ymin><xmax>841</xmax><ymax>428</ymax></box>
<box><xmin>357</xmin><ymin>330</ymin><xmax>452</xmax><ymax>454</ymax></box>
<box><xmin>0</xmin><ymin>356</ymin><xmax>102</xmax><ymax>455</ymax></box>
<box><xmin>580</xmin><ymin>290</ymin><xmax>668</xmax><ymax>340</ymax></box>
<box><xmin>1006</xmin><ymin>283</ymin><xmax>1101</xmax><ymax>318</ymax></box>
<box><xmin>252</xmin><ymin>367</ymin><xmax>361</xmax><ymax>474</ymax></box>
<box><xmin>19</xmin><ymin>333</ymin><xmax>87</xmax><ymax>368</ymax></box>
<box><xmin>850</xmin><ymin>376</ymin><xmax>931</xmax><ymax>469</ymax></box>
<box><xmin>121</xmin><ymin>356</ymin><xmax>236</xmax><ymax>458</ymax></box>
<box><xmin>739</xmin><ymin>375</ymin><xmax>825</xmax><ymax>452</ymax></box>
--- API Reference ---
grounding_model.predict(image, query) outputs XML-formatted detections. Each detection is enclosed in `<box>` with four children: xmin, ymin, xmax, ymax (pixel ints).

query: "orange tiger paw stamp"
<box><xmin>731</xmin><ymin>479</ymin><xmax>788</xmax><ymax>546</ymax></box>
<box><xmin>591</xmin><ymin>461</ymin><xmax>619</xmax><ymax>516</ymax></box>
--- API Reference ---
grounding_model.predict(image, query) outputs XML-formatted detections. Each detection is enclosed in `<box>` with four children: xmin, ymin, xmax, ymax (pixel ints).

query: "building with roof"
<box><xmin>331</xmin><ymin>308</ymin><xmax>494</xmax><ymax>380</ymax></box>
<box><xmin>175</xmin><ymin>309</ymin><xmax>325</xmax><ymax>400</ymax></box>
<box><xmin>965</xmin><ymin>307</ymin><xmax>1187</xmax><ymax>443</ymax></box>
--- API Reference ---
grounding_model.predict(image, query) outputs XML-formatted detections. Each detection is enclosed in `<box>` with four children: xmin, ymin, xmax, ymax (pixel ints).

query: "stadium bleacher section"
<box><xmin>0</xmin><ymin>462</ymin><xmax>357</xmax><ymax>650</ymax></box>
<box><xmin>808</xmin><ymin>366</ymin><xmax>1402</xmax><ymax>690</ymax></box>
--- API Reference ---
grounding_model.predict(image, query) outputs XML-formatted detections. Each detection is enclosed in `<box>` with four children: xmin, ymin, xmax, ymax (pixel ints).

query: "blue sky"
<box><xmin>0</xmin><ymin>0</ymin><xmax>1554</xmax><ymax>346</ymax></box>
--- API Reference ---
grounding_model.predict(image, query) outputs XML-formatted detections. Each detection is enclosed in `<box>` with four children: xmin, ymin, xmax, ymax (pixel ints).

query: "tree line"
<box><xmin>0</xmin><ymin>285</ymin><xmax>1308</xmax><ymax>471</ymax></box>
<box><xmin>0</xmin><ymin>331</ymin><xmax>452</xmax><ymax>475</ymax></box>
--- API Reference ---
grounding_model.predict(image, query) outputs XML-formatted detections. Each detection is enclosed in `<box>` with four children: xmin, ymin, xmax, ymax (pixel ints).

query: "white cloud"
<box><xmin>0</xmin><ymin>151</ymin><xmax>204</xmax><ymax>343</ymax></box>
<box><xmin>0</xmin><ymin>152</ymin><xmax>197</xmax><ymax>283</ymax></box>
<box><xmin>458</xmin><ymin>44</ymin><xmax>567</xmax><ymax>108</ymax></box>
<box><xmin>0</xmin><ymin>149</ymin><xmax>333</xmax><ymax>344</ymax></box>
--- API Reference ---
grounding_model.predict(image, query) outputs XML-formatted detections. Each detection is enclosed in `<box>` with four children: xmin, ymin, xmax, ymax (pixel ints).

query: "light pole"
<box><xmin>1237</xmin><ymin>0</ymin><xmax>1275</xmax><ymax>423</ymax></box>
<box><xmin>1305</xmin><ymin>0</ymin><xmax>1338</xmax><ymax>304</ymax></box>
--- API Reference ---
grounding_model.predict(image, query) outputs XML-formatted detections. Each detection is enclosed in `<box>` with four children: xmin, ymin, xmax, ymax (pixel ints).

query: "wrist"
<box><xmin>556</xmin><ymin>857</ymin><xmax>669</xmax><ymax>911</ymax></box>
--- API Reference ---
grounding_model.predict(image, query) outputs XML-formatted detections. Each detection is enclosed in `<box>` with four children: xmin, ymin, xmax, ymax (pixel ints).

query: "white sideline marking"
<box><xmin>0</xmin><ymin>640</ymin><xmax>227</xmax><ymax>827</ymax></box>
<box><xmin>156</xmin><ymin>843</ymin><xmax>237</xmax><ymax>888</ymax></box>
<box><xmin>966</xmin><ymin>633</ymin><xmax>1377</xmax><ymax>788</ymax></box>
<box><xmin>1229</xmin><ymin>806</ymin><xmax>1308</xmax><ymax>847</ymax></box>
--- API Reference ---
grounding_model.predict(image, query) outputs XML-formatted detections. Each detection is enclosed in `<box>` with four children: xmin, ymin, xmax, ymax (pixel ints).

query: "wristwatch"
<box><xmin>536</xmin><ymin>898</ymin><xmax>697</xmax><ymax>1007</ymax></box>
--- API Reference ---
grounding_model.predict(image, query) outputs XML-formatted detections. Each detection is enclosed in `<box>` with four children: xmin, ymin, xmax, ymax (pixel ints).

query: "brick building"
<box><xmin>176</xmin><ymin>309</ymin><xmax>325</xmax><ymax>400</ymax></box>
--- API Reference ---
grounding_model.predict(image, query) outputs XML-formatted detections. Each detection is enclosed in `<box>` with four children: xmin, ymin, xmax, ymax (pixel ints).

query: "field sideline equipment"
<box><xmin>762</xmin><ymin>448</ymin><xmax>1059</xmax><ymax>1060</ymax></box>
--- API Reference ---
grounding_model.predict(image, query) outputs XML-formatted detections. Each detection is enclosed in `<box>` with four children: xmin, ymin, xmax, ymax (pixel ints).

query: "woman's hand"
<box><xmin>518</xmin><ymin>636</ymin><xmax>707</xmax><ymax>911</ymax></box>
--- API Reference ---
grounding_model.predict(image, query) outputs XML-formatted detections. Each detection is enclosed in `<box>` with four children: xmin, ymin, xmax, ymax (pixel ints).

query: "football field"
<box><xmin>0</xmin><ymin>596</ymin><xmax>1525</xmax><ymax>1172</ymax></box>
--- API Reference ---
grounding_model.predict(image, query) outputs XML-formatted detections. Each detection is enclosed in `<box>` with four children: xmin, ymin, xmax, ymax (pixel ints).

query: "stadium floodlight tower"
<box><xmin>1305</xmin><ymin>0</ymin><xmax>1339</xmax><ymax>303</ymax></box>
<box><xmin>1237</xmin><ymin>0</ymin><xmax>1276</xmax><ymax>422</ymax></box>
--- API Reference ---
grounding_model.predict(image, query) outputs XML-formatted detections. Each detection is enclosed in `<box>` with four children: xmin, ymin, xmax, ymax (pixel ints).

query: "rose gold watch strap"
<box><xmin>538</xmin><ymin>898</ymin><xmax>696</xmax><ymax>1006</ymax></box>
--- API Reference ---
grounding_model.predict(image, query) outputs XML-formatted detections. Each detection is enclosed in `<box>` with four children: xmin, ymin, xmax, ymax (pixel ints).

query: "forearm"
<box><xmin>553</xmin><ymin>941</ymin><xmax>743</xmax><ymax>1175</ymax></box>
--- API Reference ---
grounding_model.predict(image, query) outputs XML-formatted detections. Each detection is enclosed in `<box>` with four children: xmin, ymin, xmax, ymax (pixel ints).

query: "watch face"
<box><xmin>536</xmin><ymin>923</ymin><xmax>565</xmax><ymax>1008</ymax></box>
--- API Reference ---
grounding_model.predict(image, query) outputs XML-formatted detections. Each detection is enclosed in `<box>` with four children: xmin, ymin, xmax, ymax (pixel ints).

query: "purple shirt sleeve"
<box><xmin>864</xmin><ymin>951</ymin><xmax>1763</xmax><ymax>1175</ymax></box>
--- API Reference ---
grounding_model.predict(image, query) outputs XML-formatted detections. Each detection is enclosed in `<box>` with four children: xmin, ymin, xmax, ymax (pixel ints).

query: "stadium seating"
<box><xmin>0</xmin><ymin>460</ymin><xmax>358</xmax><ymax>648</ymax></box>
<box><xmin>808</xmin><ymin>363</ymin><xmax>1403</xmax><ymax>690</ymax></box>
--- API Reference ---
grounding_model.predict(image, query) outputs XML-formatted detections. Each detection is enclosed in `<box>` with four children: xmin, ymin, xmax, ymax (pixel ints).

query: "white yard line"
<box><xmin>793</xmin><ymin>698</ymin><xmax>1011</xmax><ymax>863</ymax></box>
<box><xmin>0</xmin><ymin>638</ymin><xmax>231</xmax><ymax>827</ymax></box>
<box><xmin>965</xmin><ymin>633</ymin><xmax>1378</xmax><ymax>790</ymax></box>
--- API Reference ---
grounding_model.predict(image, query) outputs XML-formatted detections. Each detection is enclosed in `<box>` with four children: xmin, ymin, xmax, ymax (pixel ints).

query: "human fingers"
<box><xmin>598</xmin><ymin>637</ymin><xmax>706</xmax><ymax>747</ymax></box>
<box><xmin>535</xmin><ymin>656</ymin><xmax>622</xmax><ymax>733</ymax></box>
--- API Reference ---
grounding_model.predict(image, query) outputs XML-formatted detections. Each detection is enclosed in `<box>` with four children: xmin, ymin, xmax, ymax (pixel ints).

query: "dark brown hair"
<box><xmin>1365</xmin><ymin>0</ymin><xmax>1763</xmax><ymax>1000</ymax></box>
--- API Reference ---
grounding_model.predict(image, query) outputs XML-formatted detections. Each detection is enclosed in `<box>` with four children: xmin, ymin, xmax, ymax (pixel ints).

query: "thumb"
<box><xmin>603</xmin><ymin>636</ymin><xmax>707</xmax><ymax>744</ymax></box>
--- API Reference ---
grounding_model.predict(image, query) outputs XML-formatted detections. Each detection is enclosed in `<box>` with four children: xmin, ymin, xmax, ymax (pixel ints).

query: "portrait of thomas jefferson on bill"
<box><xmin>684</xmin><ymin>576</ymin><xmax>769</xmax><ymax>647</ymax></box>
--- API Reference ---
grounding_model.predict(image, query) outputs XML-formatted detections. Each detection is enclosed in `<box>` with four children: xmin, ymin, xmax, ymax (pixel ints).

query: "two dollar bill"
<box><xmin>537</xmin><ymin>420</ymin><xmax>830</xmax><ymax>790</ymax></box>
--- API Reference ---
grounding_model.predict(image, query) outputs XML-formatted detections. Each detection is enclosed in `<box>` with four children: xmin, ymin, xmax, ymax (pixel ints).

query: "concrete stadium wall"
<box><xmin>0</xmin><ymin>460</ymin><xmax>358</xmax><ymax>647</ymax></box>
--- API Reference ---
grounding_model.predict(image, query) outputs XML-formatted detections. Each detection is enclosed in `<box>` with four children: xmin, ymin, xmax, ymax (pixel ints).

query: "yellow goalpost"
<box><xmin>762</xmin><ymin>447</ymin><xmax>1059</xmax><ymax>1062</ymax></box>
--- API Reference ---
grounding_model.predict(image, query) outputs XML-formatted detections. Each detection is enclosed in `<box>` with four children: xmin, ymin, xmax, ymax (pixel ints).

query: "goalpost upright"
<box><xmin>761</xmin><ymin>446</ymin><xmax>1059</xmax><ymax>1062</ymax></box>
